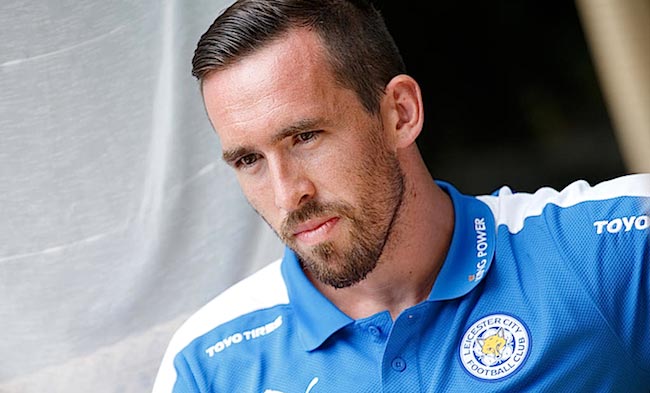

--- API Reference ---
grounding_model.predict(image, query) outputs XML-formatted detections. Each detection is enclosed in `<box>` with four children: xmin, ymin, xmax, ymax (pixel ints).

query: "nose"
<box><xmin>268</xmin><ymin>158</ymin><xmax>315</xmax><ymax>212</ymax></box>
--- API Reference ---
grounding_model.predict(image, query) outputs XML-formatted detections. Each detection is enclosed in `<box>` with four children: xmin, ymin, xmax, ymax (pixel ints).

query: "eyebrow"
<box><xmin>221</xmin><ymin>146</ymin><xmax>251</xmax><ymax>165</ymax></box>
<box><xmin>221</xmin><ymin>118</ymin><xmax>323</xmax><ymax>164</ymax></box>
<box><xmin>270</xmin><ymin>118</ymin><xmax>321</xmax><ymax>144</ymax></box>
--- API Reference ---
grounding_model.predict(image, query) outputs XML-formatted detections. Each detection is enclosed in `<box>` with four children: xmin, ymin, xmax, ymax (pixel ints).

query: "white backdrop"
<box><xmin>0</xmin><ymin>1</ymin><xmax>283</xmax><ymax>392</ymax></box>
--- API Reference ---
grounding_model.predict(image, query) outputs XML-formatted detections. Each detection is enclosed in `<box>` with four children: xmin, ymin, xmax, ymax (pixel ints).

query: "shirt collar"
<box><xmin>280</xmin><ymin>180</ymin><xmax>496</xmax><ymax>350</ymax></box>
<box><xmin>281</xmin><ymin>248</ymin><xmax>353</xmax><ymax>351</ymax></box>
<box><xmin>430</xmin><ymin>181</ymin><xmax>496</xmax><ymax>300</ymax></box>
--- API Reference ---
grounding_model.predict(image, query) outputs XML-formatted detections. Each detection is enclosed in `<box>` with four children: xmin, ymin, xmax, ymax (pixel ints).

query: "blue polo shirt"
<box><xmin>152</xmin><ymin>174</ymin><xmax>650</xmax><ymax>392</ymax></box>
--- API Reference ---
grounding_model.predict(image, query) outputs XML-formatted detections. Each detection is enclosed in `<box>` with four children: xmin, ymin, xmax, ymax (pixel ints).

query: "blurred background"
<box><xmin>375</xmin><ymin>0</ymin><xmax>648</xmax><ymax>194</ymax></box>
<box><xmin>0</xmin><ymin>1</ymin><xmax>647</xmax><ymax>392</ymax></box>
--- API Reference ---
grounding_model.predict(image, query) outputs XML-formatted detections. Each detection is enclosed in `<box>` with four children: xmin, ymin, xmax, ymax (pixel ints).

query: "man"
<box><xmin>153</xmin><ymin>0</ymin><xmax>650</xmax><ymax>391</ymax></box>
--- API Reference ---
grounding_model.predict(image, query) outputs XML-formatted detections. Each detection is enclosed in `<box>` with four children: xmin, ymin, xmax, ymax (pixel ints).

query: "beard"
<box><xmin>277</xmin><ymin>138</ymin><xmax>405</xmax><ymax>289</ymax></box>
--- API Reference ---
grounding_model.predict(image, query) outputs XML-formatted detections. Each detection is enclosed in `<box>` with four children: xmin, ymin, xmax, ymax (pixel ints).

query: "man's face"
<box><xmin>202</xmin><ymin>30</ymin><xmax>404</xmax><ymax>288</ymax></box>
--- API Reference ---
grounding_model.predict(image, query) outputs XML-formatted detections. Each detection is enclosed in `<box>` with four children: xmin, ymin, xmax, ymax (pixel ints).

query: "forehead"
<box><xmin>201</xmin><ymin>29</ymin><xmax>359</xmax><ymax>148</ymax></box>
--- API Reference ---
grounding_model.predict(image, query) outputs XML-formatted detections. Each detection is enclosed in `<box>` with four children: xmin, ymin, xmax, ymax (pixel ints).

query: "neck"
<box><xmin>313</xmin><ymin>147</ymin><xmax>455</xmax><ymax>320</ymax></box>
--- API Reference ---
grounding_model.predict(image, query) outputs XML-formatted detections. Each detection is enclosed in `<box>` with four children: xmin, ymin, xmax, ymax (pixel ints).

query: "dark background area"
<box><xmin>372</xmin><ymin>1</ymin><xmax>627</xmax><ymax>195</ymax></box>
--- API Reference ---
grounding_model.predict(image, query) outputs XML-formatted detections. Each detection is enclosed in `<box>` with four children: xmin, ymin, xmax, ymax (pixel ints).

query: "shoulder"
<box><xmin>476</xmin><ymin>174</ymin><xmax>649</xmax><ymax>305</ymax></box>
<box><xmin>176</xmin><ymin>258</ymin><xmax>287</xmax><ymax>346</ymax></box>
<box><xmin>477</xmin><ymin>173</ymin><xmax>650</xmax><ymax>234</ymax></box>
<box><xmin>152</xmin><ymin>258</ymin><xmax>288</xmax><ymax>392</ymax></box>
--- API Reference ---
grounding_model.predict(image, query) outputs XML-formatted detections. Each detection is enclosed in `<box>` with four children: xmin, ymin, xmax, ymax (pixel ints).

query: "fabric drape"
<box><xmin>0</xmin><ymin>1</ymin><xmax>282</xmax><ymax>392</ymax></box>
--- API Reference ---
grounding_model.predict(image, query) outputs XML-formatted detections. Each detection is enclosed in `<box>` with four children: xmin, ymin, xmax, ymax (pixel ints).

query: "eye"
<box><xmin>236</xmin><ymin>153</ymin><xmax>260</xmax><ymax>168</ymax></box>
<box><xmin>295</xmin><ymin>131</ymin><xmax>318</xmax><ymax>144</ymax></box>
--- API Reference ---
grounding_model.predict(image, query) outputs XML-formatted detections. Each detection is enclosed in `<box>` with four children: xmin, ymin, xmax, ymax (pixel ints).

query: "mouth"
<box><xmin>292</xmin><ymin>217</ymin><xmax>340</xmax><ymax>246</ymax></box>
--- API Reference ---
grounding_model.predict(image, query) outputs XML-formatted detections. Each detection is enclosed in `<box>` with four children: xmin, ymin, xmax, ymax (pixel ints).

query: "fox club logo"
<box><xmin>459</xmin><ymin>313</ymin><xmax>530</xmax><ymax>381</ymax></box>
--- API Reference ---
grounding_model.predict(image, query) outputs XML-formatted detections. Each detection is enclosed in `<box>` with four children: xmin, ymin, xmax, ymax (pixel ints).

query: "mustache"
<box><xmin>280</xmin><ymin>200</ymin><xmax>353</xmax><ymax>237</ymax></box>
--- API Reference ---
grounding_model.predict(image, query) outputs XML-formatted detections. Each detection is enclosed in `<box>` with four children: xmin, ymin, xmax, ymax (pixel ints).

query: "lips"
<box><xmin>293</xmin><ymin>217</ymin><xmax>340</xmax><ymax>245</ymax></box>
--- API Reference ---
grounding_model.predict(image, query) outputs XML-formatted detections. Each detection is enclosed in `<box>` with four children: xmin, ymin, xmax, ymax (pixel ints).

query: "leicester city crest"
<box><xmin>459</xmin><ymin>313</ymin><xmax>531</xmax><ymax>380</ymax></box>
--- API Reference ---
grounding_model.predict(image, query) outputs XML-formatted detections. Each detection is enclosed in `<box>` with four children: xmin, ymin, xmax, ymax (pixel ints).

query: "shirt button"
<box><xmin>368</xmin><ymin>325</ymin><xmax>381</xmax><ymax>336</ymax></box>
<box><xmin>391</xmin><ymin>357</ymin><xmax>406</xmax><ymax>372</ymax></box>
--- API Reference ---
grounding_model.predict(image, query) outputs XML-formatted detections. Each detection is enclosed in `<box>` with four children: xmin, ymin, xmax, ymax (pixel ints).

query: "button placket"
<box><xmin>368</xmin><ymin>325</ymin><xmax>381</xmax><ymax>337</ymax></box>
<box><xmin>390</xmin><ymin>357</ymin><xmax>406</xmax><ymax>372</ymax></box>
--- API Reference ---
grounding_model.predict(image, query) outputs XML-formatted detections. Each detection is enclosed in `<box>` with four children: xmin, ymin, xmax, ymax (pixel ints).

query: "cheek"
<box><xmin>238</xmin><ymin>177</ymin><xmax>274</xmax><ymax>216</ymax></box>
<box><xmin>311</xmin><ymin>147</ymin><xmax>361</xmax><ymax>187</ymax></box>
<box><xmin>327</xmin><ymin>151</ymin><xmax>375</xmax><ymax>192</ymax></box>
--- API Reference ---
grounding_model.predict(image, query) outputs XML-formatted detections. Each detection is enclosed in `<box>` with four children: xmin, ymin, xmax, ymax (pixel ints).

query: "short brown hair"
<box><xmin>192</xmin><ymin>0</ymin><xmax>406</xmax><ymax>114</ymax></box>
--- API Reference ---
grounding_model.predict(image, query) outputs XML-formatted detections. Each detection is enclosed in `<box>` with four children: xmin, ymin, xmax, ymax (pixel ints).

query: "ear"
<box><xmin>381</xmin><ymin>74</ymin><xmax>424</xmax><ymax>149</ymax></box>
